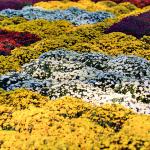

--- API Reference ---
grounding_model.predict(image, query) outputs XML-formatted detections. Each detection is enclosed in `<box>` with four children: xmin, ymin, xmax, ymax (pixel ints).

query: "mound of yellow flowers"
<box><xmin>0</xmin><ymin>89</ymin><xmax>150</xmax><ymax>149</ymax></box>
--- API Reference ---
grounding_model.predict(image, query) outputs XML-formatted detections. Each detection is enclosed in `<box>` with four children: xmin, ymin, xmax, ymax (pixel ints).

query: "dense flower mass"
<box><xmin>0</xmin><ymin>89</ymin><xmax>150</xmax><ymax>149</ymax></box>
<box><xmin>0</xmin><ymin>0</ymin><xmax>149</xmax><ymax>11</ymax></box>
<box><xmin>0</xmin><ymin>0</ymin><xmax>51</xmax><ymax>10</ymax></box>
<box><xmin>34</xmin><ymin>0</ymin><xmax>138</xmax><ymax>15</ymax></box>
<box><xmin>0</xmin><ymin>30</ymin><xmax>41</xmax><ymax>55</ymax></box>
<box><xmin>0</xmin><ymin>0</ymin><xmax>149</xmax><ymax>149</ymax></box>
<box><xmin>0</xmin><ymin>7</ymin><xmax>114</xmax><ymax>25</ymax></box>
<box><xmin>93</xmin><ymin>0</ymin><xmax>150</xmax><ymax>8</ymax></box>
<box><xmin>0</xmin><ymin>14</ymin><xmax>149</xmax><ymax>74</ymax></box>
<box><xmin>105</xmin><ymin>11</ymin><xmax>150</xmax><ymax>38</ymax></box>
<box><xmin>1</xmin><ymin>49</ymin><xmax>150</xmax><ymax>113</ymax></box>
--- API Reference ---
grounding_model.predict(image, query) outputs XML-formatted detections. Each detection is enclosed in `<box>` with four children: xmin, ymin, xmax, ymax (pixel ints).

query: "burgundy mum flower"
<box><xmin>0</xmin><ymin>0</ymin><xmax>51</xmax><ymax>10</ymax></box>
<box><xmin>104</xmin><ymin>11</ymin><xmax>150</xmax><ymax>39</ymax></box>
<box><xmin>122</xmin><ymin>0</ymin><xmax>150</xmax><ymax>8</ymax></box>
<box><xmin>92</xmin><ymin>0</ymin><xmax>150</xmax><ymax>8</ymax></box>
<box><xmin>0</xmin><ymin>30</ymin><xmax>41</xmax><ymax>55</ymax></box>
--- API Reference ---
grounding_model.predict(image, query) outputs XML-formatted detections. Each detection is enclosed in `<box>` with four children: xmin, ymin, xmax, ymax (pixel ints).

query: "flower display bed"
<box><xmin>0</xmin><ymin>0</ymin><xmax>51</xmax><ymax>10</ymax></box>
<box><xmin>0</xmin><ymin>89</ymin><xmax>150</xmax><ymax>149</ymax></box>
<box><xmin>0</xmin><ymin>30</ymin><xmax>41</xmax><ymax>55</ymax></box>
<box><xmin>105</xmin><ymin>11</ymin><xmax>150</xmax><ymax>38</ymax></box>
<box><xmin>0</xmin><ymin>7</ymin><xmax>114</xmax><ymax>25</ymax></box>
<box><xmin>1</xmin><ymin>49</ymin><xmax>150</xmax><ymax>113</ymax></box>
<box><xmin>0</xmin><ymin>0</ymin><xmax>150</xmax><ymax>149</ymax></box>
<box><xmin>93</xmin><ymin>0</ymin><xmax>150</xmax><ymax>8</ymax></box>
<box><xmin>0</xmin><ymin>0</ymin><xmax>149</xmax><ymax>11</ymax></box>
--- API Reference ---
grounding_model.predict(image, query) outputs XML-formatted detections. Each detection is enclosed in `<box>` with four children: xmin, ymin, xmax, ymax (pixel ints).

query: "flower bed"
<box><xmin>34</xmin><ymin>0</ymin><xmax>150</xmax><ymax>10</ymax></box>
<box><xmin>0</xmin><ymin>17</ymin><xmax>150</xmax><ymax>73</ymax></box>
<box><xmin>0</xmin><ymin>0</ymin><xmax>149</xmax><ymax>149</ymax></box>
<box><xmin>1</xmin><ymin>49</ymin><xmax>150</xmax><ymax>113</ymax></box>
<box><xmin>0</xmin><ymin>7</ymin><xmax>114</xmax><ymax>25</ymax></box>
<box><xmin>105</xmin><ymin>11</ymin><xmax>150</xmax><ymax>38</ymax></box>
<box><xmin>0</xmin><ymin>0</ymin><xmax>52</xmax><ymax>10</ymax></box>
<box><xmin>0</xmin><ymin>30</ymin><xmax>41</xmax><ymax>55</ymax></box>
<box><xmin>0</xmin><ymin>18</ymin><xmax>149</xmax><ymax>74</ymax></box>
<box><xmin>0</xmin><ymin>89</ymin><xmax>150</xmax><ymax>149</ymax></box>
<box><xmin>93</xmin><ymin>0</ymin><xmax>150</xmax><ymax>8</ymax></box>
<box><xmin>34</xmin><ymin>0</ymin><xmax>138</xmax><ymax>15</ymax></box>
<box><xmin>1</xmin><ymin>0</ymin><xmax>149</xmax><ymax>11</ymax></box>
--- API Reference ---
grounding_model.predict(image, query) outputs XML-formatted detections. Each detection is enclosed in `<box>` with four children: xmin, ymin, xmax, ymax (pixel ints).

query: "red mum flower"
<box><xmin>0</xmin><ymin>30</ymin><xmax>41</xmax><ymax>55</ymax></box>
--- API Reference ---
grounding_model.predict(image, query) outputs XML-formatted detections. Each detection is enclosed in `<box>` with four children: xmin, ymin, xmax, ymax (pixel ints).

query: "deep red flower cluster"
<box><xmin>0</xmin><ymin>30</ymin><xmax>41</xmax><ymax>55</ymax></box>
<box><xmin>104</xmin><ymin>11</ymin><xmax>150</xmax><ymax>39</ymax></box>
<box><xmin>123</xmin><ymin>0</ymin><xmax>150</xmax><ymax>8</ymax></box>
<box><xmin>0</xmin><ymin>0</ymin><xmax>50</xmax><ymax>10</ymax></box>
<box><xmin>92</xmin><ymin>0</ymin><xmax>150</xmax><ymax>8</ymax></box>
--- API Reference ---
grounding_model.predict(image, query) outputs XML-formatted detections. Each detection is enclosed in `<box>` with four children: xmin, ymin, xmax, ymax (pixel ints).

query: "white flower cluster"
<box><xmin>0</xmin><ymin>6</ymin><xmax>114</xmax><ymax>25</ymax></box>
<box><xmin>0</xmin><ymin>49</ymin><xmax>150</xmax><ymax>113</ymax></box>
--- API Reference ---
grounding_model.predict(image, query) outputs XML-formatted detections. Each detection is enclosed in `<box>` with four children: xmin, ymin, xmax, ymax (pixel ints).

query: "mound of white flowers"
<box><xmin>0</xmin><ymin>49</ymin><xmax>150</xmax><ymax>113</ymax></box>
<box><xmin>0</xmin><ymin>6</ymin><xmax>114</xmax><ymax>25</ymax></box>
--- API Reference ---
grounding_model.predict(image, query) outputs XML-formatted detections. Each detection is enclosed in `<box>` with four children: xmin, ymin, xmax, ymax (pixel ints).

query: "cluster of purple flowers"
<box><xmin>105</xmin><ymin>11</ymin><xmax>150</xmax><ymax>38</ymax></box>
